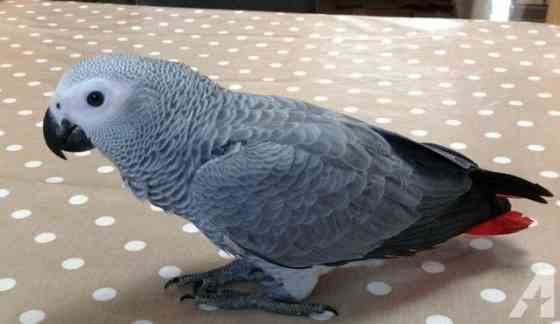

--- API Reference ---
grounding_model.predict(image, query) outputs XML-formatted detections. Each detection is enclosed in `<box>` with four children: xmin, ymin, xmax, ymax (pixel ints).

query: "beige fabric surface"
<box><xmin>1</xmin><ymin>1</ymin><xmax>559</xmax><ymax>323</ymax></box>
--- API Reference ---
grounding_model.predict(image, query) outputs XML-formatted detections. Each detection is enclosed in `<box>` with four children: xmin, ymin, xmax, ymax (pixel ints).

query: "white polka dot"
<box><xmin>422</xmin><ymin>261</ymin><xmax>446</xmax><ymax>274</ymax></box>
<box><xmin>528</xmin><ymin>76</ymin><xmax>541</xmax><ymax>82</ymax></box>
<box><xmin>18</xmin><ymin>110</ymin><xmax>33</xmax><ymax>116</ymax></box>
<box><xmin>73</xmin><ymin>151</ymin><xmax>91</xmax><ymax>157</ymax></box>
<box><xmin>158</xmin><ymin>265</ymin><xmax>182</xmax><ymax>279</ymax></box>
<box><xmin>347</xmin><ymin>88</ymin><xmax>361</xmax><ymax>94</ymax></box>
<box><xmin>218</xmin><ymin>249</ymin><xmax>235</xmax><ymax>259</ymax></box>
<box><xmin>442</xmin><ymin>100</ymin><xmax>456</xmax><ymax>106</ymax></box>
<box><xmin>13</xmin><ymin>72</ymin><xmax>26</xmax><ymax>77</ymax></box>
<box><xmin>0</xmin><ymin>278</ymin><xmax>16</xmax><ymax>291</ymax></box>
<box><xmin>45</xmin><ymin>177</ymin><xmax>63</xmax><ymax>184</ymax></box>
<box><xmin>472</xmin><ymin>92</ymin><xmax>487</xmax><ymax>98</ymax></box>
<box><xmin>410</xmin><ymin>130</ymin><xmax>428</xmax><ymax>137</ymax></box>
<box><xmin>485</xmin><ymin>132</ymin><xmax>502</xmax><ymax>139</ymax></box>
<box><xmin>450</xmin><ymin>142</ymin><xmax>467</xmax><ymax>150</ymax></box>
<box><xmin>493</xmin><ymin>156</ymin><xmax>511</xmax><ymax>164</ymax></box>
<box><xmin>3</xmin><ymin>98</ymin><xmax>16</xmax><ymax>104</ymax></box>
<box><xmin>410</xmin><ymin>108</ymin><xmax>425</xmax><ymax>115</ymax></box>
<box><xmin>69</xmin><ymin>194</ymin><xmax>88</xmax><ymax>205</ymax></box>
<box><xmin>97</xmin><ymin>165</ymin><xmax>115</xmax><ymax>174</ymax></box>
<box><xmin>439</xmin><ymin>82</ymin><xmax>453</xmax><ymax>88</ymax></box>
<box><xmin>92</xmin><ymin>287</ymin><xmax>117</xmax><ymax>301</ymax></box>
<box><xmin>478</xmin><ymin>109</ymin><xmax>494</xmax><ymax>116</ymax></box>
<box><xmin>531</xmin><ymin>262</ymin><xmax>556</xmax><ymax>276</ymax></box>
<box><xmin>494</xmin><ymin>67</ymin><xmax>508</xmax><ymax>73</ymax></box>
<box><xmin>349</xmin><ymin>72</ymin><xmax>363</xmax><ymax>78</ymax></box>
<box><xmin>540</xmin><ymin>171</ymin><xmax>559</xmax><ymax>178</ymax></box>
<box><xmin>480</xmin><ymin>288</ymin><xmax>506</xmax><ymax>303</ymax></box>
<box><xmin>34</xmin><ymin>232</ymin><xmax>56</xmax><ymax>244</ymax></box>
<box><xmin>148</xmin><ymin>203</ymin><xmax>163</xmax><ymax>212</ymax></box>
<box><xmin>517</xmin><ymin>120</ymin><xmax>534</xmax><ymax>127</ymax></box>
<box><xmin>467</xmin><ymin>75</ymin><xmax>480</xmax><ymax>81</ymax></box>
<box><xmin>520</xmin><ymin>60</ymin><xmax>533</xmax><ymax>66</ymax></box>
<box><xmin>286</xmin><ymin>86</ymin><xmax>300</xmax><ymax>93</ymax></box>
<box><xmin>425</xmin><ymin>314</ymin><xmax>453</xmax><ymax>324</ymax></box>
<box><xmin>343</xmin><ymin>106</ymin><xmax>358</xmax><ymax>113</ymax></box>
<box><xmin>375</xmin><ymin>117</ymin><xmax>391</xmax><ymax>124</ymax></box>
<box><xmin>12</xmin><ymin>209</ymin><xmax>31</xmax><ymax>219</ymax></box>
<box><xmin>445</xmin><ymin>120</ymin><xmax>462</xmax><ymax>126</ymax></box>
<box><xmin>366</xmin><ymin>281</ymin><xmax>391</xmax><ymax>296</ymax></box>
<box><xmin>534</xmin><ymin>40</ymin><xmax>547</xmax><ymax>46</ymax></box>
<box><xmin>62</xmin><ymin>258</ymin><xmax>84</xmax><ymax>270</ymax></box>
<box><xmin>0</xmin><ymin>188</ymin><xmax>10</xmax><ymax>198</ymax></box>
<box><xmin>508</xmin><ymin>100</ymin><xmax>523</xmax><ymax>107</ymax></box>
<box><xmin>24</xmin><ymin>160</ymin><xmax>42</xmax><ymax>168</ymax></box>
<box><xmin>125</xmin><ymin>240</ymin><xmax>146</xmax><ymax>252</ymax></box>
<box><xmin>538</xmin><ymin>92</ymin><xmax>552</xmax><ymax>99</ymax></box>
<box><xmin>377</xmin><ymin>81</ymin><xmax>392</xmax><ymax>87</ymax></box>
<box><xmin>548</xmin><ymin>110</ymin><xmax>560</xmax><ymax>116</ymax></box>
<box><xmin>19</xmin><ymin>310</ymin><xmax>46</xmax><ymax>324</ymax></box>
<box><xmin>527</xmin><ymin>145</ymin><xmax>545</xmax><ymax>152</ymax></box>
<box><xmin>313</xmin><ymin>96</ymin><xmax>328</xmax><ymax>102</ymax></box>
<box><xmin>181</xmin><ymin>223</ymin><xmax>200</xmax><ymax>234</ymax></box>
<box><xmin>408</xmin><ymin>90</ymin><xmax>423</xmax><ymax>96</ymax></box>
<box><xmin>500</xmin><ymin>83</ymin><xmax>515</xmax><ymax>89</ymax></box>
<box><xmin>470</xmin><ymin>238</ymin><xmax>493</xmax><ymax>250</ymax></box>
<box><xmin>377</xmin><ymin>98</ymin><xmax>391</xmax><ymax>104</ymax></box>
<box><xmin>95</xmin><ymin>216</ymin><xmax>115</xmax><ymax>227</ymax></box>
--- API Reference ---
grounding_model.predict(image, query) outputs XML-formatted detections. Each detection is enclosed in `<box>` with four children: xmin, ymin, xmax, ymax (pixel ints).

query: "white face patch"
<box><xmin>52</xmin><ymin>78</ymin><xmax>134</xmax><ymax>135</ymax></box>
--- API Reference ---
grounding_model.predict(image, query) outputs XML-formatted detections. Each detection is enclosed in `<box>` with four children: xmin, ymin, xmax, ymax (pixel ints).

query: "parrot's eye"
<box><xmin>86</xmin><ymin>91</ymin><xmax>105</xmax><ymax>107</ymax></box>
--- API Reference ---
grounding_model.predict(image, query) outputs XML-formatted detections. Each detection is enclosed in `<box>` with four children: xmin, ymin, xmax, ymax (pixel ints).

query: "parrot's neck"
<box><xmin>109</xmin><ymin>81</ymin><xmax>237</xmax><ymax>216</ymax></box>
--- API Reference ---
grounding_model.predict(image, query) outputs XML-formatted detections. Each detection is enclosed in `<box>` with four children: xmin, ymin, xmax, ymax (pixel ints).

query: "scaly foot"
<box><xmin>181</xmin><ymin>284</ymin><xmax>338</xmax><ymax>320</ymax></box>
<box><xmin>164</xmin><ymin>259</ymin><xmax>266</xmax><ymax>290</ymax></box>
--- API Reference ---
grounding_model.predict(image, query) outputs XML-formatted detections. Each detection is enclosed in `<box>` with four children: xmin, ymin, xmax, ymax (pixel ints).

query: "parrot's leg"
<box><xmin>164</xmin><ymin>259</ymin><xmax>266</xmax><ymax>290</ymax></box>
<box><xmin>181</xmin><ymin>285</ymin><xmax>337</xmax><ymax>319</ymax></box>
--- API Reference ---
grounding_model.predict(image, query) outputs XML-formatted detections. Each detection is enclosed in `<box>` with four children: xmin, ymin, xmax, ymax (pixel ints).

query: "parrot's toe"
<box><xmin>164</xmin><ymin>277</ymin><xmax>180</xmax><ymax>290</ymax></box>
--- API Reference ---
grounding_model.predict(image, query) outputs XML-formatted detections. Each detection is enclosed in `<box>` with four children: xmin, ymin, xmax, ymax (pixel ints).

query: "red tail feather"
<box><xmin>467</xmin><ymin>211</ymin><xmax>533</xmax><ymax>235</ymax></box>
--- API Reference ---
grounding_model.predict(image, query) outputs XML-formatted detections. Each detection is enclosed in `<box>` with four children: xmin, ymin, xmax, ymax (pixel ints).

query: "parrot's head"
<box><xmin>43</xmin><ymin>54</ymin><xmax>216</xmax><ymax>162</ymax></box>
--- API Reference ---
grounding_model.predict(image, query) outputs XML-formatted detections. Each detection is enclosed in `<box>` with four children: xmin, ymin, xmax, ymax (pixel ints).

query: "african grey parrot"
<box><xmin>43</xmin><ymin>54</ymin><xmax>553</xmax><ymax>319</ymax></box>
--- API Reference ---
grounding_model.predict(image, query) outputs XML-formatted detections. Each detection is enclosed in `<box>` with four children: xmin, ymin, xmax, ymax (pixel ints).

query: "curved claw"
<box><xmin>179</xmin><ymin>294</ymin><xmax>194</xmax><ymax>302</ymax></box>
<box><xmin>164</xmin><ymin>277</ymin><xmax>180</xmax><ymax>290</ymax></box>
<box><xmin>323</xmin><ymin>305</ymin><xmax>339</xmax><ymax>316</ymax></box>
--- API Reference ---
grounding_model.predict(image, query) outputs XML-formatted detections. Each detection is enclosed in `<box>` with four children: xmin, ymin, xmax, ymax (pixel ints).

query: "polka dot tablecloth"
<box><xmin>0</xmin><ymin>1</ymin><xmax>559</xmax><ymax>324</ymax></box>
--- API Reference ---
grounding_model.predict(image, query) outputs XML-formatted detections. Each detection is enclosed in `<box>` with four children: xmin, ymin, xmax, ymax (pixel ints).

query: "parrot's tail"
<box><xmin>360</xmin><ymin>169</ymin><xmax>553</xmax><ymax>259</ymax></box>
<box><xmin>470</xmin><ymin>169</ymin><xmax>553</xmax><ymax>204</ymax></box>
<box><xmin>463</xmin><ymin>169</ymin><xmax>553</xmax><ymax>236</ymax></box>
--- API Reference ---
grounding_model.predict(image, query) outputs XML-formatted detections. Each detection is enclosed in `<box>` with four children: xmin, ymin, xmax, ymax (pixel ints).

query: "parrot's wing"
<box><xmin>187</xmin><ymin>97</ymin><xmax>472</xmax><ymax>268</ymax></box>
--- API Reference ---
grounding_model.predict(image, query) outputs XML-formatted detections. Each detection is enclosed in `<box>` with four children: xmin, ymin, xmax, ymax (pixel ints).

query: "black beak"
<box><xmin>43</xmin><ymin>109</ymin><xmax>94</xmax><ymax>160</ymax></box>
